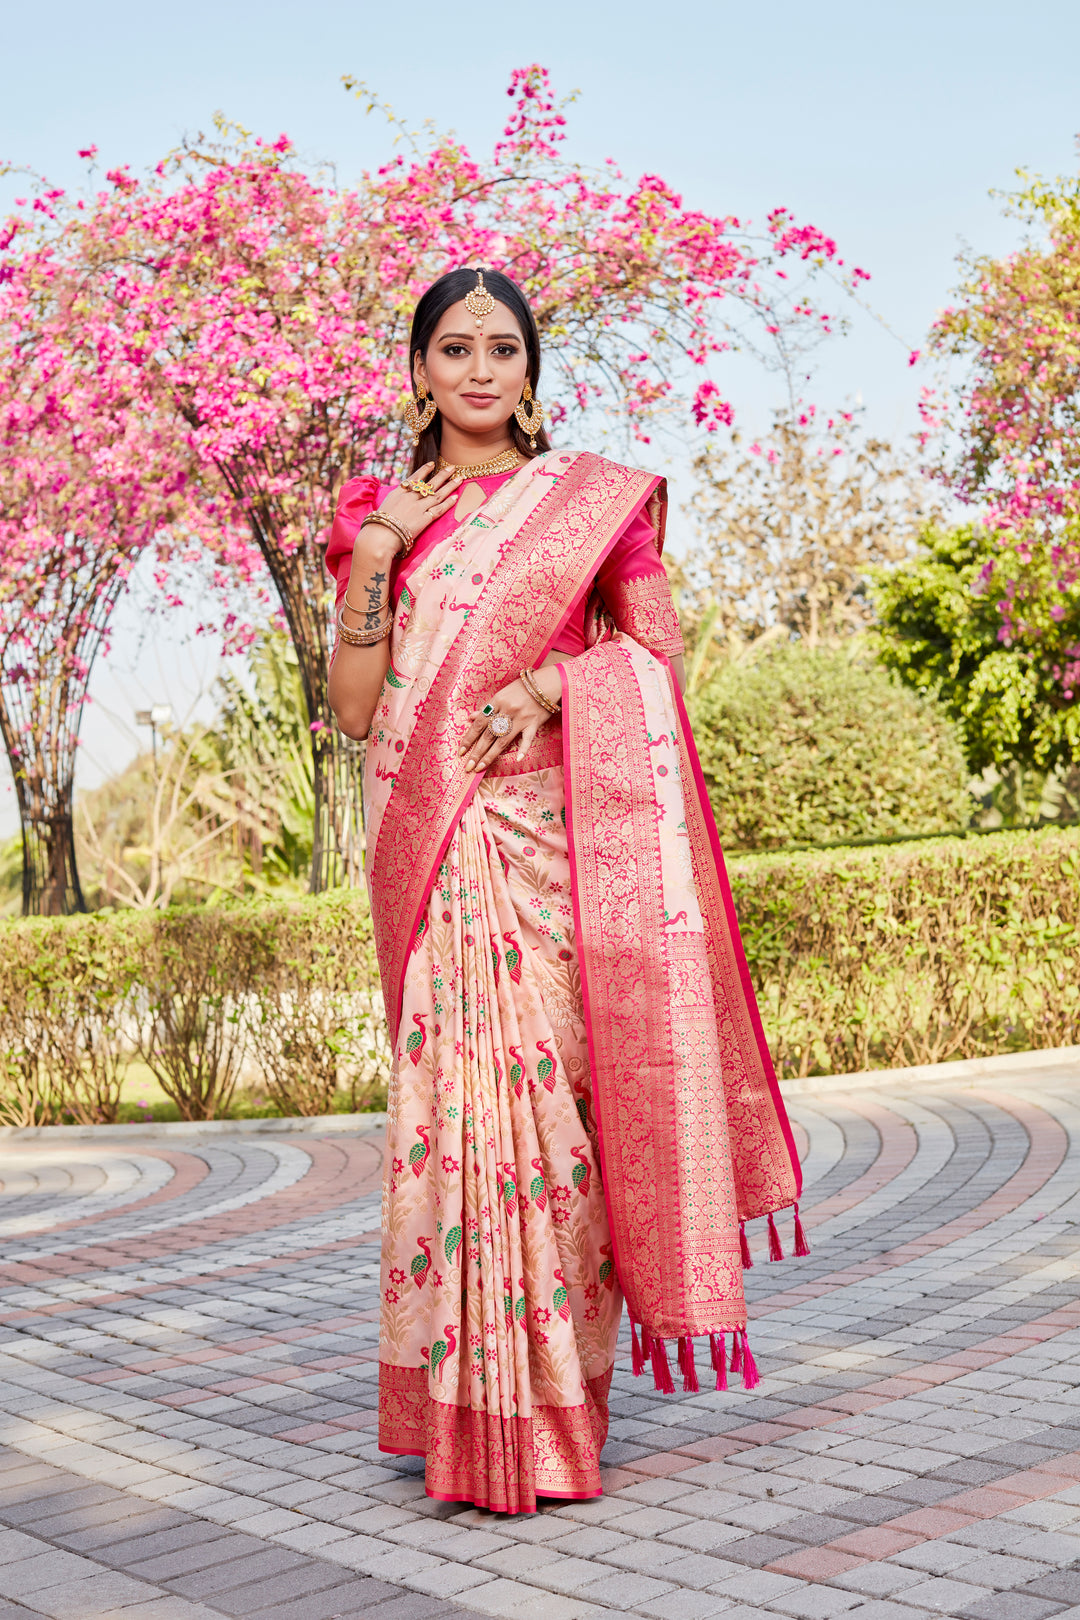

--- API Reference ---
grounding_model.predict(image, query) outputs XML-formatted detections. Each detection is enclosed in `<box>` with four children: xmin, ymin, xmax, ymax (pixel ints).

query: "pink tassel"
<box><xmin>710</xmin><ymin>1332</ymin><xmax>727</xmax><ymax>1391</ymax></box>
<box><xmin>730</xmin><ymin>1331</ymin><xmax>743</xmax><ymax>1374</ymax></box>
<box><xmin>630</xmin><ymin>1319</ymin><xmax>645</xmax><ymax>1377</ymax></box>
<box><xmin>677</xmin><ymin>1335</ymin><xmax>699</xmax><ymax>1393</ymax></box>
<box><xmin>650</xmin><ymin>1335</ymin><xmax>675</xmax><ymax>1394</ymax></box>
<box><xmin>768</xmin><ymin>1212</ymin><xmax>784</xmax><ymax>1262</ymax></box>
<box><xmin>740</xmin><ymin>1221</ymin><xmax>753</xmax><ymax>1269</ymax></box>
<box><xmin>793</xmin><ymin>1202</ymin><xmax>810</xmax><ymax>1257</ymax></box>
<box><xmin>740</xmin><ymin>1330</ymin><xmax>760</xmax><ymax>1390</ymax></box>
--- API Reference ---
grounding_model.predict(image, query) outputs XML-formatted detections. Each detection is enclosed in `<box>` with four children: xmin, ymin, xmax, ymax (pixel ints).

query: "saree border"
<box><xmin>559</xmin><ymin>643</ymin><xmax>672</xmax><ymax>1332</ymax></box>
<box><xmin>378</xmin><ymin>1363</ymin><xmax>612</xmax><ymax>1514</ymax></box>
<box><xmin>368</xmin><ymin>452</ymin><xmax>661</xmax><ymax>1043</ymax></box>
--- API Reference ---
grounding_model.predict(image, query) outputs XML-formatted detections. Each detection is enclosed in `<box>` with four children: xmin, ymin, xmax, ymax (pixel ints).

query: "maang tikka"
<box><xmin>464</xmin><ymin>269</ymin><xmax>496</xmax><ymax>330</ymax></box>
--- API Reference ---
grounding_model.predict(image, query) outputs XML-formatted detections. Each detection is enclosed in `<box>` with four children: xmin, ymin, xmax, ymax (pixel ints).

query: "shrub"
<box><xmin>1</xmin><ymin>827</ymin><xmax>1076</xmax><ymax>1118</ymax></box>
<box><xmin>0</xmin><ymin>911</ymin><xmax>141</xmax><ymax>1126</ymax></box>
<box><xmin>689</xmin><ymin>642</ymin><xmax>972</xmax><ymax>850</ymax></box>
<box><xmin>0</xmin><ymin>894</ymin><xmax>389</xmax><ymax>1124</ymax></box>
<box><xmin>731</xmin><ymin>825</ymin><xmax>1080</xmax><ymax>1077</ymax></box>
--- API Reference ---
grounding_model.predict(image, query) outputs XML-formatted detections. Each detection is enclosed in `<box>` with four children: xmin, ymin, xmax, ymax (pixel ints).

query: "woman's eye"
<box><xmin>443</xmin><ymin>344</ymin><xmax>468</xmax><ymax>356</ymax></box>
<box><xmin>494</xmin><ymin>345</ymin><xmax>519</xmax><ymax>357</ymax></box>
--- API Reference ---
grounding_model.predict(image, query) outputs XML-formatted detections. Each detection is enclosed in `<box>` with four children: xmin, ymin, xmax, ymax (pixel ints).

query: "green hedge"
<box><xmin>0</xmin><ymin>892</ymin><xmax>389</xmax><ymax>1126</ymax></box>
<box><xmin>1</xmin><ymin>826</ymin><xmax>1076</xmax><ymax>1122</ymax></box>
<box><xmin>731</xmin><ymin>825</ymin><xmax>1080</xmax><ymax>1078</ymax></box>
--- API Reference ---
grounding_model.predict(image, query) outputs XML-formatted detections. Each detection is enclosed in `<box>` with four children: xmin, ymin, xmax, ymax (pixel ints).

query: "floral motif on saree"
<box><xmin>361</xmin><ymin>451</ymin><xmax>803</xmax><ymax>1513</ymax></box>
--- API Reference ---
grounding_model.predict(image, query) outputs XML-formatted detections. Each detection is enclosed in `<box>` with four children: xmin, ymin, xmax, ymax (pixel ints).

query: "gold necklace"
<box><xmin>436</xmin><ymin>447</ymin><xmax>522</xmax><ymax>479</ymax></box>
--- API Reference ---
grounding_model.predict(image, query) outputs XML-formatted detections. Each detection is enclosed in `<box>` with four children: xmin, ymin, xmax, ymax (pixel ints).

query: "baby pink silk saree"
<box><xmin>363</xmin><ymin>451</ymin><xmax>802</xmax><ymax>1513</ymax></box>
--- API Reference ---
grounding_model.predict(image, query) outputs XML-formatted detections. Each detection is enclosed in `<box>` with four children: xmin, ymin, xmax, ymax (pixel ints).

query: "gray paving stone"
<box><xmin>902</xmin><ymin>1577</ymin><xmax>1010</xmax><ymax>1613</ymax></box>
<box><xmin>957</xmin><ymin>1596</ymin><xmax>1070</xmax><ymax>1620</ymax></box>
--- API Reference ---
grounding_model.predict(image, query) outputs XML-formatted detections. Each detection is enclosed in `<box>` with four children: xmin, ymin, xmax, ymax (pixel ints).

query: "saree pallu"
<box><xmin>364</xmin><ymin>452</ymin><xmax>803</xmax><ymax>1513</ymax></box>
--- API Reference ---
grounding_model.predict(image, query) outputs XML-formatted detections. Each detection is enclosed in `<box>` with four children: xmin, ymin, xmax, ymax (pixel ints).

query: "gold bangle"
<box><xmin>360</xmin><ymin>511</ymin><xmax>413</xmax><ymax>555</ymax></box>
<box><xmin>520</xmin><ymin>667</ymin><xmax>560</xmax><ymax>715</ymax></box>
<box><xmin>337</xmin><ymin>606</ymin><xmax>393</xmax><ymax>646</ymax></box>
<box><xmin>343</xmin><ymin>589</ymin><xmax>387</xmax><ymax>618</ymax></box>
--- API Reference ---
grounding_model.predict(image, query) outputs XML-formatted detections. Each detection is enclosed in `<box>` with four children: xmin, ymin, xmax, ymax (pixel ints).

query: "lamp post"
<box><xmin>135</xmin><ymin>703</ymin><xmax>173</xmax><ymax>765</ymax></box>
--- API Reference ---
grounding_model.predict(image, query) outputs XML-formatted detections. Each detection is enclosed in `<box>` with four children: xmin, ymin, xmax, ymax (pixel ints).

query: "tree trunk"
<box><xmin>20</xmin><ymin>806</ymin><xmax>86</xmax><ymax>916</ymax></box>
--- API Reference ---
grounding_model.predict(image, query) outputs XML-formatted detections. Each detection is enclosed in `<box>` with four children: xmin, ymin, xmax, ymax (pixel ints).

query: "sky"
<box><xmin>2</xmin><ymin>0</ymin><xmax>1079</xmax><ymax>830</ymax></box>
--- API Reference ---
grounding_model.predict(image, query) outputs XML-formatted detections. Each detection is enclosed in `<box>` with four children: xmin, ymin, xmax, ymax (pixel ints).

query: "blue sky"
<box><xmin>2</xmin><ymin>0</ymin><xmax>1079</xmax><ymax>816</ymax></box>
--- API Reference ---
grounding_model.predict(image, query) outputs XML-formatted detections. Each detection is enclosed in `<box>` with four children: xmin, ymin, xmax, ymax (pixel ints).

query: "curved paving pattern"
<box><xmin>3</xmin><ymin>1067</ymin><xmax>1080</xmax><ymax>1620</ymax></box>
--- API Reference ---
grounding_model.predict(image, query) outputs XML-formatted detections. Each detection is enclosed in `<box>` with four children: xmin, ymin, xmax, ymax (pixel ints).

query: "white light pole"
<box><xmin>135</xmin><ymin>703</ymin><xmax>173</xmax><ymax>765</ymax></box>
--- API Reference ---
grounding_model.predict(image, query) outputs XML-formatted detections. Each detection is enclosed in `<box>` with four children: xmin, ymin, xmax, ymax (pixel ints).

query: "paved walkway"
<box><xmin>2</xmin><ymin>1065</ymin><xmax>1080</xmax><ymax>1620</ymax></box>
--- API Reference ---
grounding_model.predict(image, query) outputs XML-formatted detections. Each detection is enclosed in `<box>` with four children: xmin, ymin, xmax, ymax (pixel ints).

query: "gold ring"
<box><xmin>404</xmin><ymin>478</ymin><xmax>436</xmax><ymax>498</ymax></box>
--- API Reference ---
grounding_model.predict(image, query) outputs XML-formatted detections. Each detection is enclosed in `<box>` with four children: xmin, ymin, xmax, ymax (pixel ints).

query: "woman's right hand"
<box><xmin>363</xmin><ymin>462</ymin><xmax>462</xmax><ymax>551</ymax></box>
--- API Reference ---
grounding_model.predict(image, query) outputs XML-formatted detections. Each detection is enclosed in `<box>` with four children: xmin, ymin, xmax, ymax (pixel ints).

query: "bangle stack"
<box><xmin>360</xmin><ymin>511</ymin><xmax>413</xmax><ymax>555</ymax></box>
<box><xmin>337</xmin><ymin>606</ymin><xmax>393</xmax><ymax>646</ymax></box>
<box><xmin>520</xmin><ymin>667</ymin><xmax>560</xmax><ymax>715</ymax></box>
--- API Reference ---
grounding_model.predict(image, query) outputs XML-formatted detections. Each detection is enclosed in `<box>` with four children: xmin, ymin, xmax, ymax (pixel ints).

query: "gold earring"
<box><xmin>514</xmin><ymin>382</ymin><xmax>544</xmax><ymax>452</ymax></box>
<box><xmin>403</xmin><ymin>380</ymin><xmax>437</xmax><ymax>445</ymax></box>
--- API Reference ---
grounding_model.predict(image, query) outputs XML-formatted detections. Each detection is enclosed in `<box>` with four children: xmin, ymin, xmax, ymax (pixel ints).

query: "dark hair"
<box><xmin>406</xmin><ymin>266</ymin><xmax>551</xmax><ymax>473</ymax></box>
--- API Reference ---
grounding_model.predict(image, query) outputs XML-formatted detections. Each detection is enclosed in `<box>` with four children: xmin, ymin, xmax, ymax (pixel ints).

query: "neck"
<box><xmin>438</xmin><ymin>422</ymin><xmax>517</xmax><ymax>467</ymax></box>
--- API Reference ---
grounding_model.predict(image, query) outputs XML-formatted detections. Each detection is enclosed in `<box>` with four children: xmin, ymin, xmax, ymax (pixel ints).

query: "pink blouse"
<box><xmin>325</xmin><ymin>469</ymin><xmax>684</xmax><ymax>661</ymax></box>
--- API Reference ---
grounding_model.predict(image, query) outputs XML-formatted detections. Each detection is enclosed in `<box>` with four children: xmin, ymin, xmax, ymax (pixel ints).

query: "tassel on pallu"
<box><xmin>631</xmin><ymin>1323</ymin><xmax>758</xmax><ymax>1393</ymax></box>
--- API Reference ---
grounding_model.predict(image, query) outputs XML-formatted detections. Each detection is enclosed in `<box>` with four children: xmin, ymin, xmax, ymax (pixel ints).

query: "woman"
<box><xmin>327</xmin><ymin>267</ymin><xmax>804</xmax><ymax>1515</ymax></box>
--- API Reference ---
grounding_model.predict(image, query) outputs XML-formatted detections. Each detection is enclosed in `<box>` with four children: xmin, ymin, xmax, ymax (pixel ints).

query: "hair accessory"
<box><xmin>513</xmin><ymin>381</ymin><xmax>544</xmax><ymax>451</ymax></box>
<box><xmin>519</xmin><ymin>667</ymin><xmax>559</xmax><ymax>715</ymax></box>
<box><xmin>464</xmin><ymin>268</ymin><xmax>496</xmax><ymax>330</ymax></box>
<box><xmin>360</xmin><ymin>511</ymin><xmax>414</xmax><ymax>555</ymax></box>
<box><xmin>436</xmin><ymin>447</ymin><xmax>521</xmax><ymax>479</ymax></box>
<box><xmin>403</xmin><ymin>379</ymin><xmax>437</xmax><ymax>445</ymax></box>
<box><xmin>336</xmin><ymin>606</ymin><xmax>393</xmax><ymax>646</ymax></box>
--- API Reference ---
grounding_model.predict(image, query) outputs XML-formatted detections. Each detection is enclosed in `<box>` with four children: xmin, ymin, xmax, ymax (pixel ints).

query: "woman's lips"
<box><xmin>462</xmin><ymin>393</ymin><xmax>499</xmax><ymax>405</ymax></box>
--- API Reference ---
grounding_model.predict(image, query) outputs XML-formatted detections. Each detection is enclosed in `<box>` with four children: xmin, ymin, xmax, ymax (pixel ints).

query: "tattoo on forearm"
<box><xmin>362</xmin><ymin>571</ymin><xmax>387</xmax><ymax>630</ymax></box>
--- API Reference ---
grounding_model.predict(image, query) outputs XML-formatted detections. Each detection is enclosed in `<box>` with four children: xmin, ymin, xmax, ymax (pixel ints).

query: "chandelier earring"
<box><xmin>514</xmin><ymin>381</ymin><xmax>545</xmax><ymax>452</ymax></box>
<box><xmin>403</xmin><ymin>379</ymin><xmax>437</xmax><ymax>445</ymax></box>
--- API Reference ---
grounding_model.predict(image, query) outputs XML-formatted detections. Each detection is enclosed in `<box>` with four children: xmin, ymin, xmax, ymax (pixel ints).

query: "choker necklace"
<box><xmin>436</xmin><ymin>447</ymin><xmax>522</xmax><ymax>479</ymax></box>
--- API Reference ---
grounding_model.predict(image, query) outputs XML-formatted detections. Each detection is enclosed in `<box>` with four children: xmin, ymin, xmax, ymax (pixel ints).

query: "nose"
<box><xmin>470</xmin><ymin>350</ymin><xmax>494</xmax><ymax>384</ymax></box>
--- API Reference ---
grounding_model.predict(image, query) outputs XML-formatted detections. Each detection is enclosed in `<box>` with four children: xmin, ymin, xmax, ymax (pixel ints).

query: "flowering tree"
<box><xmin>0</xmin><ymin>196</ymin><xmax>257</xmax><ymax>914</ymax></box>
<box><xmin>929</xmin><ymin>166</ymin><xmax>1080</xmax><ymax>706</ymax></box>
<box><xmin>4</xmin><ymin>68</ymin><xmax>863</xmax><ymax>894</ymax></box>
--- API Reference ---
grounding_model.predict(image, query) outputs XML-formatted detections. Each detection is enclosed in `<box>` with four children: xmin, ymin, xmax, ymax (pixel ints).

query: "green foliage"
<box><xmin>732</xmin><ymin>825</ymin><xmax>1080</xmax><ymax>1079</ymax></box>
<box><xmin>688</xmin><ymin>642</ymin><xmax>972</xmax><ymax>850</ymax></box>
<box><xmin>0</xmin><ymin>833</ymin><xmax>21</xmax><ymax>918</ymax></box>
<box><xmin>210</xmin><ymin>631</ymin><xmax>315</xmax><ymax>893</ymax></box>
<box><xmin>0</xmin><ymin>894</ymin><xmax>389</xmax><ymax>1125</ymax></box>
<box><xmin>2</xmin><ymin>828</ymin><xmax>1077</xmax><ymax>1117</ymax></box>
<box><xmin>872</xmin><ymin>524</ymin><xmax>1080</xmax><ymax>774</ymax></box>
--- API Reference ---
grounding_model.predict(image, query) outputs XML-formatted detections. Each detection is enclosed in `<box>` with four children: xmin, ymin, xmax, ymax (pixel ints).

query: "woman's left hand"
<box><xmin>459</xmin><ymin>667</ymin><xmax>562</xmax><ymax>773</ymax></box>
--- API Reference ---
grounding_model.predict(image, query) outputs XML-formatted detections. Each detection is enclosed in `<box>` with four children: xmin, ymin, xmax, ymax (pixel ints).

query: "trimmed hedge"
<box><xmin>0</xmin><ymin>892</ymin><xmax>390</xmax><ymax>1126</ymax></box>
<box><xmin>0</xmin><ymin>825</ymin><xmax>1076</xmax><ymax>1120</ymax></box>
<box><xmin>732</xmin><ymin>825</ymin><xmax>1080</xmax><ymax>1078</ymax></box>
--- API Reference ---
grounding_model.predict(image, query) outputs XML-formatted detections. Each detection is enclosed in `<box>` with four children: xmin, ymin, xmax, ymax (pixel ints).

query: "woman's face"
<box><xmin>414</xmin><ymin>299</ymin><xmax>529</xmax><ymax>440</ymax></box>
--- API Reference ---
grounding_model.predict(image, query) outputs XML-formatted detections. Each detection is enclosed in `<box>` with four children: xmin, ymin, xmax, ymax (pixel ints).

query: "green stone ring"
<box><xmin>481</xmin><ymin>703</ymin><xmax>495</xmax><ymax>717</ymax></box>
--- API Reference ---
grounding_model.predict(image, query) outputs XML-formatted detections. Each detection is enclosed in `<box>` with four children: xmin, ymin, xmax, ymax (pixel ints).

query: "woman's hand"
<box><xmin>361</xmin><ymin>462</ymin><xmax>461</xmax><ymax>553</ymax></box>
<box><xmin>459</xmin><ymin>665</ymin><xmax>562</xmax><ymax>774</ymax></box>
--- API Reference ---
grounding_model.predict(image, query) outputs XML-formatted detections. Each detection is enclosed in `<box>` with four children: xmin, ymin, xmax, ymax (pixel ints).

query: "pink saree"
<box><xmin>362</xmin><ymin>451</ymin><xmax>802</xmax><ymax>1514</ymax></box>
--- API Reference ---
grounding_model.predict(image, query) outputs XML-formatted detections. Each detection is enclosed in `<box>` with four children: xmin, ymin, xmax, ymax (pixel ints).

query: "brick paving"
<box><xmin>2</xmin><ymin>1063</ymin><xmax>1080</xmax><ymax>1617</ymax></box>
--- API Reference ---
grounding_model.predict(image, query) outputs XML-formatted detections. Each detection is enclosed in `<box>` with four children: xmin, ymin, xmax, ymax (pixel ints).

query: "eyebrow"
<box><xmin>438</xmin><ymin>331</ymin><xmax>521</xmax><ymax>341</ymax></box>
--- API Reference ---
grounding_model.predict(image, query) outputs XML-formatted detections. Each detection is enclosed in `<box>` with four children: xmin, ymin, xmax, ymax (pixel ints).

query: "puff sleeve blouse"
<box><xmin>325</xmin><ymin>469</ymin><xmax>684</xmax><ymax>662</ymax></box>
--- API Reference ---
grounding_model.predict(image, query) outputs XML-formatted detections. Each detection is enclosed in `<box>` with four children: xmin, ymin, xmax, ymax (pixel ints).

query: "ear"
<box><xmin>412</xmin><ymin>351</ymin><xmax>428</xmax><ymax>393</ymax></box>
